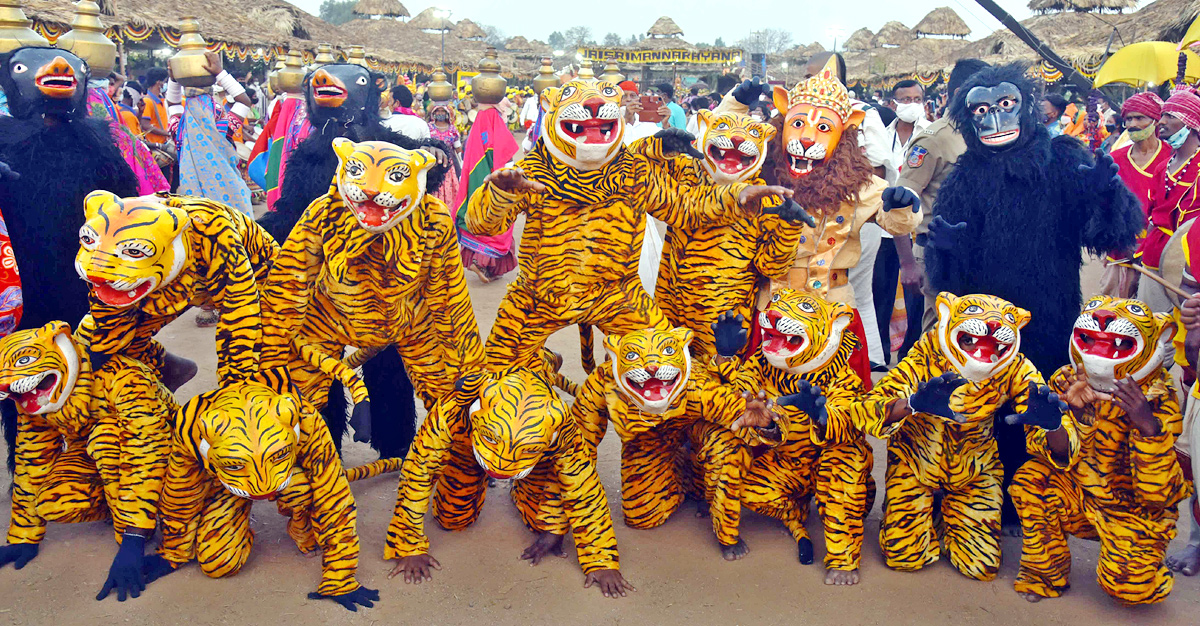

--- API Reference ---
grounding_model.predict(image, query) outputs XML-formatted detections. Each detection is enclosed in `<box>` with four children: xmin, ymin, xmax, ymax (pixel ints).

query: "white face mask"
<box><xmin>896</xmin><ymin>101</ymin><xmax>924</xmax><ymax>123</ymax></box>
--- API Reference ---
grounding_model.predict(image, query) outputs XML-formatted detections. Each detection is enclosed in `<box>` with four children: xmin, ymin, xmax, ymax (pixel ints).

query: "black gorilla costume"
<box><xmin>0</xmin><ymin>48</ymin><xmax>139</xmax><ymax>471</ymax></box>
<box><xmin>923</xmin><ymin>63</ymin><xmax>1143</xmax><ymax>522</ymax></box>
<box><xmin>258</xmin><ymin>64</ymin><xmax>448</xmax><ymax>459</ymax></box>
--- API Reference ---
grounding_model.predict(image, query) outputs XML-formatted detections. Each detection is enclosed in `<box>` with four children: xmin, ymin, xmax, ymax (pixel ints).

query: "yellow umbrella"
<box><xmin>1094</xmin><ymin>41</ymin><xmax>1200</xmax><ymax>88</ymax></box>
<box><xmin>1179</xmin><ymin>16</ymin><xmax>1200</xmax><ymax>50</ymax></box>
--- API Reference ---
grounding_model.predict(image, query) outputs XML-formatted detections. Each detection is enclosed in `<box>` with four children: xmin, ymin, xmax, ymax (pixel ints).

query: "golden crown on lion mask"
<box><xmin>785</xmin><ymin>56</ymin><xmax>852</xmax><ymax>124</ymax></box>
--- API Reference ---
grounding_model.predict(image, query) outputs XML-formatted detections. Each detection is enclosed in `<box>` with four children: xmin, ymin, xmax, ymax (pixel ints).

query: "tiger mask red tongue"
<box><xmin>89</xmin><ymin>277</ymin><xmax>157</xmax><ymax>308</ymax></box>
<box><xmin>624</xmin><ymin>373</ymin><xmax>678</xmax><ymax>402</ymax></box>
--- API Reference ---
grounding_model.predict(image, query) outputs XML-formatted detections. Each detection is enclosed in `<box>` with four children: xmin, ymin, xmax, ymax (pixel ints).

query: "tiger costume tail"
<box><xmin>344</xmin><ymin>457</ymin><xmax>404</xmax><ymax>482</ymax></box>
<box><xmin>579</xmin><ymin>325</ymin><xmax>596</xmax><ymax>374</ymax></box>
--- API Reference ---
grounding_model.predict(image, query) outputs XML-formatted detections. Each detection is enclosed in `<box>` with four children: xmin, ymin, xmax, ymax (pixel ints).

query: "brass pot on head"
<box><xmin>577</xmin><ymin>59</ymin><xmax>596</xmax><ymax>82</ymax></box>
<box><xmin>471</xmin><ymin>47</ymin><xmax>506</xmax><ymax>105</ymax></box>
<box><xmin>0</xmin><ymin>0</ymin><xmax>48</xmax><ymax>54</ymax></box>
<box><xmin>599</xmin><ymin>61</ymin><xmax>624</xmax><ymax>84</ymax></box>
<box><xmin>314</xmin><ymin>43</ymin><xmax>336</xmax><ymax>66</ymax></box>
<box><xmin>427</xmin><ymin>67</ymin><xmax>455</xmax><ymax>102</ymax></box>
<box><xmin>168</xmin><ymin>17</ymin><xmax>215</xmax><ymax>88</ymax></box>
<box><xmin>267</xmin><ymin>59</ymin><xmax>283</xmax><ymax>93</ymax></box>
<box><xmin>347</xmin><ymin>44</ymin><xmax>368</xmax><ymax>67</ymax></box>
<box><xmin>276</xmin><ymin>49</ymin><xmax>306</xmax><ymax>94</ymax></box>
<box><xmin>532</xmin><ymin>57</ymin><xmax>558</xmax><ymax>95</ymax></box>
<box><xmin>56</xmin><ymin>0</ymin><xmax>115</xmax><ymax>78</ymax></box>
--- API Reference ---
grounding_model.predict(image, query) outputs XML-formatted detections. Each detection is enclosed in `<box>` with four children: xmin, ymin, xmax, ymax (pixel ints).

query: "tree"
<box><xmin>481</xmin><ymin>24</ymin><xmax>507</xmax><ymax>48</ymax></box>
<box><xmin>548</xmin><ymin>31</ymin><xmax>566</xmax><ymax>50</ymax></box>
<box><xmin>625</xmin><ymin>34</ymin><xmax>645</xmax><ymax>46</ymax></box>
<box><xmin>735</xmin><ymin>29</ymin><xmax>794</xmax><ymax>55</ymax></box>
<box><xmin>714</xmin><ymin>36</ymin><xmax>726</xmax><ymax>48</ymax></box>
<box><xmin>318</xmin><ymin>0</ymin><xmax>357</xmax><ymax>26</ymax></box>
<box><xmin>603</xmin><ymin>32</ymin><xmax>623</xmax><ymax>46</ymax></box>
<box><xmin>563</xmin><ymin>26</ymin><xmax>594</xmax><ymax>48</ymax></box>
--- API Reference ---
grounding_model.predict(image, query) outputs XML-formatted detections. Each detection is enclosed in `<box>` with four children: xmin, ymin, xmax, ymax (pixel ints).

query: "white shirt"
<box><xmin>855</xmin><ymin>102</ymin><xmax>890</xmax><ymax>170</ymax></box>
<box><xmin>382</xmin><ymin>113</ymin><xmax>431</xmax><ymax>140</ymax></box>
<box><xmin>884</xmin><ymin>116</ymin><xmax>931</xmax><ymax>184</ymax></box>
<box><xmin>520</xmin><ymin>97</ymin><xmax>539</xmax><ymax>125</ymax></box>
<box><xmin>623</xmin><ymin>118</ymin><xmax>661</xmax><ymax>145</ymax></box>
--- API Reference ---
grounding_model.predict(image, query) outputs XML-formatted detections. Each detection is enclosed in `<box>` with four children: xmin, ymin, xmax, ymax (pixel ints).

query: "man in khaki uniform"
<box><xmin>887</xmin><ymin>59</ymin><xmax>991</xmax><ymax>346</ymax></box>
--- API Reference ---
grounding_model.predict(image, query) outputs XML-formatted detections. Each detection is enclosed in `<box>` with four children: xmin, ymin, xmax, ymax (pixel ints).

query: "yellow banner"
<box><xmin>578</xmin><ymin>47</ymin><xmax>743</xmax><ymax>65</ymax></box>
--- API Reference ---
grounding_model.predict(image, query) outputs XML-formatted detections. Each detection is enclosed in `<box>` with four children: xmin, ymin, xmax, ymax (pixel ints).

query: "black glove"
<box><xmin>349</xmin><ymin>400</ymin><xmax>372</xmax><ymax>443</ymax></box>
<box><xmin>308</xmin><ymin>586</ymin><xmax>380</xmax><ymax>612</ymax></box>
<box><xmin>141</xmin><ymin>554</ymin><xmax>179</xmax><ymax>585</ymax></box>
<box><xmin>762</xmin><ymin>198</ymin><xmax>817</xmax><ymax>227</ymax></box>
<box><xmin>907</xmin><ymin>372</ymin><xmax>968</xmax><ymax>422</ymax></box>
<box><xmin>881</xmin><ymin>186</ymin><xmax>921</xmax><ymax>214</ymax></box>
<box><xmin>1004</xmin><ymin>383</ymin><xmax>1067</xmax><ymax>431</ymax></box>
<box><xmin>711</xmin><ymin>312</ymin><xmax>747</xmax><ymax>358</ymax></box>
<box><xmin>916</xmin><ymin>215</ymin><xmax>968</xmax><ymax>252</ymax></box>
<box><xmin>653</xmin><ymin>128</ymin><xmax>705</xmax><ymax>161</ymax></box>
<box><xmin>0</xmin><ymin>161</ymin><xmax>19</xmax><ymax>181</ymax></box>
<box><xmin>776</xmin><ymin>380</ymin><xmax>828</xmax><ymax>428</ymax></box>
<box><xmin>0</xmin><ymin>543</ymin><xmax>38</xmax><ymax>570</ymax></box>
<box><xmin>96</xmin><ymin>533</ymin><xmax>146</xmax><ymax>602</ymax></box>
<box><xmin>731</xmin><ymin>78</ymin><xmax>772</xmax><ymax>106</ymax></box>
<box><xmin>1077</xmin><ymin>149</ymin><xmax>1122</xmax><ymax>194</ymax></box>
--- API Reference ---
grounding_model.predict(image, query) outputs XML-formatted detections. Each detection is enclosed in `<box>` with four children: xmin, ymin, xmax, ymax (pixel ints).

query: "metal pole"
<box><xmin>971</xmin><ymin>0</ymin><xmax>1093</xmax><ymax>92</ymax></box>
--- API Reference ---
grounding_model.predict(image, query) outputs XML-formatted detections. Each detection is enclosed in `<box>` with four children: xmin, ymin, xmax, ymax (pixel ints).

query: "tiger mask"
<box><xmin>758</xmin><ymin>289</ymin><xmax>854</xmax><ymax>375</ymax></box>
<box><xmin>603</xmin><ymin>327</ymin><xmax>693</xmax><ymax>414</ymax></box>
<box><xmin>332</xmin><ymin>138</ymin><xmax>436</xmax><ymax>234</ymax></box>
<box><xmin>0</xmin><ymin>321</ymin><xmax>81</xmax><ymax>415</ymax></box>
<box><xmin>1069</xmin><ymin>296</ymin><xmax>1176</xmax><ymax>393</ymax></box>
<box><xmin>540</xmin><ymin>79</ymin><xmax>625</xmax><ymax>171</ymax></box>
<box><xmin>76</xmin><ymin>191</ymin><xmax>190</xmax><ymax>308</ymax></box>
<box><xmin>696</xmin><ymin>110</ymin><xmax>775</xmax><ymax>185</ymax></box>
<box><xmin>935</xmin><ymin>292</ymin><xmax>1030</xmax><ymax>383</ymax></box>
<box><xmin>191</xmin><ymin>382</ymin><xmax>302</xmax><ymax>500</ymax></box>
<box><xmin>456</xmin><ymin>369</ymin><xmax>568</xmax><ymax>481</ymax></box>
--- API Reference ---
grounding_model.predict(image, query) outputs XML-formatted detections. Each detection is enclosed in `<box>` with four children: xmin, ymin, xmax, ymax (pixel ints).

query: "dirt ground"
<box><xmin>1</xmin><ymin>221</ymin><xmax>1199</xmax><ymax>626</ymax></box>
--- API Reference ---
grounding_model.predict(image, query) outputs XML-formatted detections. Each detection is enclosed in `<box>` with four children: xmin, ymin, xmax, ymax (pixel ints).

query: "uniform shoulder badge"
<box><xmin>907</xmin><ymin>145</ymin><xmax>928</xmax><ymax>169</ymax></box>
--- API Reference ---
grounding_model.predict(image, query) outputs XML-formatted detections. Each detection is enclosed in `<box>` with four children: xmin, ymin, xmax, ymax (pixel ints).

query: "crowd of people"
<box><xmin>0</xmin><ymin>33</ymin><xmax>1198</xmax><ymax>616</ymax></box>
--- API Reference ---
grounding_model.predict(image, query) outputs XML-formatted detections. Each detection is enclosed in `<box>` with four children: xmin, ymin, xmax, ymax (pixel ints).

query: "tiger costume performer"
<box><xmin>147</xmin><ymin>371</ymin><xmax>398</xmax><ymax>611</ymax></box>
<box><xmin>714</xmin><ymin>289</ymin><xmax>875</xmax><ymax>584</ymax></box>
<box><xmin>560</xmin><ymin>327</ymin><xmax>754</xmax><ymax>561</ymax></box>
<box><xmin>0</xmin><ymin>319</ymin><xmax>176</xmax><ymax>602</ymax></box>
<box><xmin>845</xmin><ymin>292</ymin><xmax>1064</xmax><ymax>582</ymax></box>
<box><xmin>466</xmin><ymin>79</ymin><xmax>789</xmax><ymax>374</ymax></box>
<box><xmin>630</xmin><ymin>110</ymin><xmax>804</xmax><ymax>362</ymax></box>
<box><xmin>1011</xmin><ymin>296</ymin><xmax>1191</xmax><ymax>605</ymax></box>
<box><xmin>385</xmin><ymin>367</ymin><xmax>634</xmax><ymax>598</ymax></box>
<box><xmin>260</xmin><ymin>138</ymin><xmax>483</xmax><ymax>441</ymax></box>
<box><xmin>76</xmin><ymin>191</ymin><xmax>278</xmax><ymax>387</ymax></box>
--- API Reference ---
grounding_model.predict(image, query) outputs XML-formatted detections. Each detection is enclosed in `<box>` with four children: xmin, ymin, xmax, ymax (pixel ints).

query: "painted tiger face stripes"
<box><xmin>0</xmin><ymin>321</ymin><xmax>80</xmax><ymax>415</ymax></box>
<box><xmin>332</xmin><ymin>138</ymin><xmax>436</xmax><ymax>234</ymax></box>
<box><xmin>1069</xmin><ymin>296</ymin><xmax>1176</xmax><ymax>392</ymax></box>
<box><xmin>696</xmin><ymin>109</ymin><xmax>776</xmax><ymax>184</ymax></box>
<box><xmin>758</xmin><ymin>289</ymin><xmax>854</xmax><ymax>375</ymax></box>
<box><xmin>464</xmin><ymin>369</ymin><xmax>567</xmax><ymax>481</ymax></box>
<box><xmin>603</xmin><ymin>327</ymin><xmax>693</xmax><ymax>414</ymax></box>
<box><xmin>76</xmin><ymin>191</ymin><xmax>189</xmax><ymax>308</ymax></box>
<box><xmin>935</xmin><ymin>292</ymin><xmax>1030</xmax><ymax>383</ymax></box>
<box><xmin>540</xmin><ymin>80</ymin><xmax>625</xmax><ymax>171</ymax></box>
<box><xmin>190</xmin><ymin>383</ymin><xmax>302</xmax><ymax>500</ymax></box>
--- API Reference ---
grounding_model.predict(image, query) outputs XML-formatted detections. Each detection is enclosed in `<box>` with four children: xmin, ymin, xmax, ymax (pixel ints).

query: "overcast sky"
<box><xmin>289</xmin><ymin>0</ymin><xmax>1146</xmax><ymax>49</ymax></box>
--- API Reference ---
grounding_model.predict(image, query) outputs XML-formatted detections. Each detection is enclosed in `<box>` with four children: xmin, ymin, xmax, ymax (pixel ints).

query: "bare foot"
<box><xmin>468</xmin><ymin>263</ymin><xmax>492</xmax><ymax>284</ymax></box>
<box><xmin>797</xmin><ymin>537</ymin><xmax>814</xmax><ymax>565</ymax></box>
<box><xmin>824</xmin><ymin>568</ymin><xmax>860</xmax><ymax>586</ymax></box>
<box><xmin>1166</xmin><ymin>544</ymin><xmax>1200</xmax><ymax>576</ymax></box>
<box><xmin>161</xmin><ymin>352</ymin><xmax>198</xmax><ymax>392</ymax></box>
<box><xmin>1019</xmin><ymin>591</ymin><xmax>1045</xmax><ymax>603</ymax></box>
<box><xmin>1001</xmin><ymin>522</ymin><xmax>1024</xmax><ymax>538</ymax></box>
<box><xmin>694</xmin><ymin>499</ymin><xmax>710</xmax><ymax>518</ymax></box>
<box><xmin>520</xmin><ymin>531</ymin><xmax>566</xmax><ymax>566</ymax></box>
<box><xmin>720</xmin><ymin>538</ymin><xmax>749</xmax><ymax>561</ymax></box>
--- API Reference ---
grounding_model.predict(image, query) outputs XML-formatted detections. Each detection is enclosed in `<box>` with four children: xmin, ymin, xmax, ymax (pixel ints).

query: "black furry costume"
<box><xmin>925</xmin><ymin>64</ymin><xmax>1143</xmax><ymax>520</ymax></box>
<box><xmin>257</xmin><ymin>64</ymin><xmax>448</xmax><ymax>459</ymax></box>
<box><xmin>0</xmin><ymin>48</ymin><xmax>139</xmax><ymax>472</ymax></box>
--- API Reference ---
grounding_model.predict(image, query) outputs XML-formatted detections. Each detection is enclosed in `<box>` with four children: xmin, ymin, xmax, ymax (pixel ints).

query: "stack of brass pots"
<box><xmin>427</xmin><ymin>67</ymin><xmax>455</xmax><ymax>102</ymax></box>
<box><xmin>0</xmin><ymin>0</ymin><xmax>48</xmax><ymax>54</ymax></box>
<box><xmin>314</xmin><ymin>43</ymin><xmax>336</xmax><ymax>65</ymax></box>
<box><xmin>347</xmin><ymin>44</ymin><xmax>368</xmax><ymax>67</ymax></box>
<box><xmin>599</xmin><ymin>61</ymin><xmax>624</xmax><ymax>84</ymax></box>
<box><xmin>276</xmin><ymin>49</ymin><xmax>306</xmax><ymax>94</ymax></box>
<box><xmin>532</xmin><ymin>57</ymin><xmax>558</xmax><ymax>95</ymax></box>
<box><xmin>56</xmin><ymin>0</ymin><xmax>115</xmax><ymax>78</ymax></box>
<box><xmin>471</xmin><ymin>47</ymin><xmax>506</xmax><ymax>105</ymax></box>
<box><xmin>167</xmin><ymin>17</ymin><xmax>215</xmax><ymax>88</ymax></box>
<box><xmin>577</xmin><ymin>59</ymin><xmax>596</xmax><ymax>81</ymax></box>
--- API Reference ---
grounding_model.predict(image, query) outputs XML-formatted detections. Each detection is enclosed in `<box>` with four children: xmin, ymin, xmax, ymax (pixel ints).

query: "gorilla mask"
<box><xmin>304</xmin><ymin>63</ymin><xmax>379</xmax><ymax>126</ymax></box>
<box><xmin>964</xmin><ymin>82</ymin><xmax>1022</xmax><ymax>148</ymax></box>
<box><xmin>0</xmin><ymin>47</ymin><xmax>89</xmax><ymax>120</ymax></box>
<box><xmin>949</xmin><ymin>63</ymin><xmax>1040</xmax><ymax>154</ymax></box>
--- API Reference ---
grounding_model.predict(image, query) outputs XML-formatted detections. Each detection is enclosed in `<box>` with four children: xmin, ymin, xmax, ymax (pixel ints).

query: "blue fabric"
<box><xmin>665</xmin><ymin>102</ymin><xmax>687</xmax><ymax>129</ymax></box>
<box><xmin>177</xmin><ymin>95</ymin><xmax>252</xmax><ymax>217</ymax></box>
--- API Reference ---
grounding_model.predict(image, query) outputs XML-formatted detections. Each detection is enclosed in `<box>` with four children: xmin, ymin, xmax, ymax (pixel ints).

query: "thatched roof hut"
<box><xmin>1027</xmin><ymin>0</ymin><xmax>1138</xmax><ymax>13</ymax></box>
<box><xmin>633</xmin><ymin>35</ymin><xmax>696</xmax><ymax>51</ymax></box>
<box><xmin>408</xmin><ymin>6</ymin><xmax>452</xmax><ymax>31</ymax></box>
<box><xmin>843</xmin><ymin>28</ymin><xmax>874</xmax><ymax>51</ymax></box>
<box><xmin>353</xmin><ymin>0</ymin><xmax>408</xmax><ymax>18</ymax></box>
<box><xmin>452</xmin><ymin>18</ymin><xmax>485</xmax><ymax>40</ymax></box>
<box><xmin>647</xmin><ymin>16</ymin><xmax>683</xmax><ymax>38</ymax></box>
<box><xmin>913</xmin><ymin>7</ymin><xmax>971</xmax><ymax>38</ymax></box>
<box><xmin>874</xmin><ymin>21</ymin><xmax>913</xmax><ymax>48</ymax></box>
<box><xmin>505</xmin><ymin>35</ymin><xmax>532</xmax><ymax>52</ymax></box>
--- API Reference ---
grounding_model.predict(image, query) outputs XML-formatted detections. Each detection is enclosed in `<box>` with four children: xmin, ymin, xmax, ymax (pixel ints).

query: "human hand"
<box><xmin>387</xmin><ymin>553</ymin><xmax>442</xmax><ymax>584</ymax></box>
<box><xmin>203</xmin><ymin>51</ymin><xmax>223</xmax><ymax>77</ymax></box>
<box><xmin>1110</xmin><ymin>378</ymin><xmax>1159</xmax><ymax>437</ymax></box>
<box><xmin>583</xmin><ymin>568</ymin><xmax>636</xmax><ymax>599</ymax></box>
<box><xmin>738</xmin><ymin>185</ymin><xmax>795</xmax><ymax>214</ymax></box>
<box><xmin>881</xmin><ymin>186</ymin><xmax>921</xmax><ymax>214</ymax></box>
<box><xmin>1180</xmin><ymin>294</ymin><xmax>1200</xmax><ymax>331</ymax></box>
<box><xmin>762</xmin><ymin>198</ymin><xmax>817</xmax><ymax>227</ymax></box>
<box><xmin>899</xmin><ymin>259</ymin><xmax>923</xmax><ymax>290</ymax></box>
<box><xmin>775</xmin><ymin>380</ymin><xmax>828</xmax><ymax>428</ymax></box>
<box><xmin>711</xmin><ymin>311</ymin><xmax>747</xmax><ymax>359</ymax></box>
<box><xmin>908</xmin><ymin>372</ymin><xmax>968</xmax><ymax>422</ymax></box>
<box><xmin>96</xmin><ymin>534</ymin><xmax>147</xmax><ymax>602</ymax></box>
<box><xmin>1003</xmin><ymin>383</ymin><xmax>1067</xmax><ymax>431</ymax></box>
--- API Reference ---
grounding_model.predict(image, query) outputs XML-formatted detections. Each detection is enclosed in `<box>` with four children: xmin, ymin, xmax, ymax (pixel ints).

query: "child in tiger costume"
<box><xmin>385</xmin><ymin>367</ymin><xmax>634</xmax><ymax>598</ymax></box>
<box><xmin>465</xmin><ymin>78</ymin><xmax>796</xmax><ymax>374</ymax></box>
<box><xmin>0</xmin><ymin>318</ymin><xmax>176</xmax><ymax>603</ymax></box>
<box><xmin>712</xmin><ymin>289</ymin><xmax>876</xmax><ymax>585</ymax></box>
<box><xmin>1011</xmin><ymin>296</ymin><xmax>1191</xmax><ymax>605</ymax></box>
<box><xmin>845</xmin><ymin>292</ymin><xmax>1066</xmax><ymax>582</ymax></box>
<box><xmin>76</xmin><ymin>191</ymin><xmax>278</xmax><ymax>388</ymax></box>
<box><xmin>260</xmin><ymin>138</ymin><xmax>483</xmax><ymax>441</ymax></box>
<box><xmin>142</xmin><ymin>370</ymin><xmax>399</xmax><ymax>612</ymax></box>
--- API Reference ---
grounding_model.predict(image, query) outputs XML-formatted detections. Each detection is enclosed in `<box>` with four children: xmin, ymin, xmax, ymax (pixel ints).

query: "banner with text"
<box><xmin>578</xmin><ymin>48</ymin><xmax>743</xmax><ymax>65</ymax></box>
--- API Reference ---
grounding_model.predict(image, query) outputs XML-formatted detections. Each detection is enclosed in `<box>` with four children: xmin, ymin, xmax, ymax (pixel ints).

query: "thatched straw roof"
<box><xmin>353</xmin><ymin>0</ymin><xmax>408</xmax><ymax>18</ymax></box>
<box><xmin>98</xmin><ymin>0</ymin><xmax>117</xmax><ymax>16</ymax></box>
<box><xmin>408</xmin><ymin>6</ymin><xmax>452</xmax><ymax>30</ymax></box>
<box><xmin>874</xmin><ymin>21</ymin><xmax>913</xmax><ymax>47</ymax></box>
<box><xmin>843</xmin><ymin>28</ymin><xmax>874</xmax><ymax>51</ymax></box>
<box><xmin>913</xmin><ymin>7</ymin><xmax>971</xmax><ymax>38</ymax></box>
<box><xmin>634</xmin><ymin>35</ymin><xmax>696</xmax><ymax>51</ymax></box>
<box><xmin>1028</xmin><ymin>0</ymin><xmax>1138</xmax><ymax>13</ymax></box>
<box><xmin>647</xmin><ymin>16</ymin><xmax>683</xmax><ymax>37</ymax></box>
<box><xmin>452</xmin><ymin>18</ymin><xmax>485</xmax><ymax>40</ymax></box>
<box><xmin>846</xmin><ymin>37</ymin><xmax>969</xmax><ymax>79</ymax></box>
<box><xmin>505</xmin><ymin>35</ymin><xmax>532</xmax><ymax>51</ymax></box>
